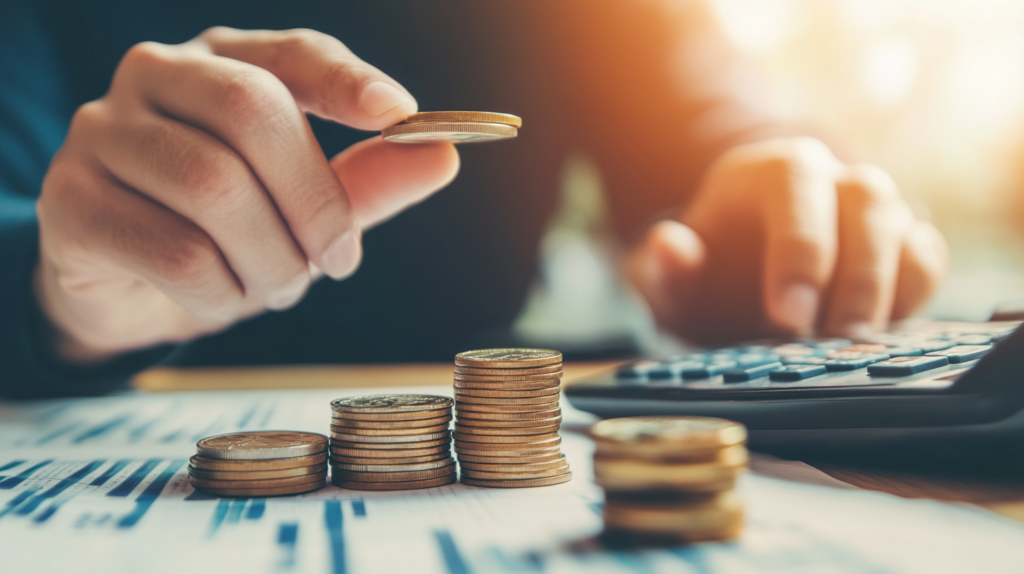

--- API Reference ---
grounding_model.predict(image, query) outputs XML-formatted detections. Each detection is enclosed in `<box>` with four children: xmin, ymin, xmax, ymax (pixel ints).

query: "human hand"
<box><xmin>626</xmin><ymin>137</ymin><xmax>947</xmax><ymax>344</ymax></box>
<box><xmin>35</xmin><ymin>27</ymin><xmax>459</xmax><ymax>363</ymax></box>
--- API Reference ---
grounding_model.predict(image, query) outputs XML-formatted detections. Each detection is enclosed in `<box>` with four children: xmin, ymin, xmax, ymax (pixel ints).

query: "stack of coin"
<box><xmin>382</xmin><ymin>111</ymin><xmax>520</xmax><ymax>144</ymax></box>
<box><xmin>189</xmin><ymin>431</ymin><xmax>328</xmax><ymax>497</ymax></box>
<box><xmin>591</xmin><ymin>417</ymin><xmax>748</xmax><ymax>545</ymax></box>
<box><xmin>329</xmin><ymin>394</ymin><xmax>456</xmax><ymax>491</ymax></box>
<box><xmin>453</xmin><ymin>349</ymin><xmax>572</xmax><ymax>488</ymax></box>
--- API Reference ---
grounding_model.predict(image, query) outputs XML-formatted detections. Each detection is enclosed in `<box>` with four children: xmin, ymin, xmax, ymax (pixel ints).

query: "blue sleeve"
<box><xmin>0</xmin><ymin>2</ymin><xmax>173</xmax><ymax>398</ymax></box>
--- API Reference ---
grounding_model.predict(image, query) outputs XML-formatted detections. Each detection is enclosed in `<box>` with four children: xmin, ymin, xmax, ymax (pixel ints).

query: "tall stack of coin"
<box><xmin>591</xmin><ymin>417</ymin><xmax>747</xmax><ymax>545</ymax></box>
<box><xmin>453</xmin><ymin>349</ymin><xmax>572</xmax><ymax>488</ymax></box>
<box><xmin>189</xmin><ymin>431</ymin><xmax>328</xmax><ymax>496</ymax></box>
<box><xmin>329</xmin><ymin>394</ymin><xmax>456</xmax><ymax>491</ymax></box>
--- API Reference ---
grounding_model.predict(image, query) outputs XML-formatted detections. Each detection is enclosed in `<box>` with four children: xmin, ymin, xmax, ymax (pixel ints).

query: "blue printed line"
<box><xmin>325</xmin><ymin>500</ymin><xmax>346</xmax><ymax>574</ymax></box>
<box><xmin>116</xmin><ymin>459</ymin><xmax>185</xmax><ymax>529</ymax></box>
<box><xmin>351</xmin><ymin>500</ymin><xmax>366</xmax><ymax>517</ymax></box>
<box><xmin>160</xmin><ymin>430</ymin><xmax>184</xmax><ymax>443</ymax></box>
<box><xmin>435</xmin><ymin>530</ymin><xmax>471</xmax><ymax>574</ymax></box>
<box><xmin>246</xmin><ymin>498</ymin><xmax>266</xmax><ymax>520</ymax></box>
<box><xmin>209</xmin><ymin>499</ymin><xmax>231</xmax><ymax>536</ymax></box>
<box><xmin>185</xmin><ymin>489</ymin><xmax>218</xmax><ymax>501</ymax></box>
<box><xmin>0</xmin><ymin>460</ymin><xmax>53</xmax><ymax>489</ymax></box>
<box><xmin>92</xmin><ymin>460</ymin><xmax>130</xmax><ymax>486</ymax></box>
<box><xmin>16</xmin><ymin>460</ymin><xmax>105</xmax><ymax>518</ymax></box>
<box><xmin>73</xmin><ymin>415</ymin><xmax>131</xmax><ymax>444</ymax></box>
<box><xmin>107</xmin><ymin>459</ymin><xmax>161</xmax><ymax>497</ymax></box>
<box><xmin>258</xmin><ymin>406</ymin><xmax>275</xmax><ymax>429</ymax></box>
<box><xmin>0</xmin><ymin>460</ymin><xmax>25</xmax><ymax>473</ymax></box>
<box><xmin>128</xmin><ymin>419</ymin><xmax>160</xmax><ymax>442</ymax></box>
<box><xmin>0</xmin><ymin>489</ymin><xmax>38</xmax><ymax>519</ymax></box>
<box><xmin>278</xmin><ymin>523</ymin><xmax>299</xmax><ymax>568</ymax></box>
<box><xmin>237</xmin><ymin>406</ymin><xmax>258</xmax><ymax>429</ymax></box>
<box><xmin>226</xmin><ymin>499</ymin><xmax>247</xmax><ymax>523</ymax></box>
<box><xmin>36</xmin><ymin>424</ymin><xmax>80</xmax><ymax>445</ymax></box>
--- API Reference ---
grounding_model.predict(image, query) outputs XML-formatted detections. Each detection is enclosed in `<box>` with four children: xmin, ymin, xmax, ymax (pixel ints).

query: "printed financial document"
<box><xmin>1</xmin><ymin>385</ymin><xmax>1023</xmax><ymax>574</ymax></box>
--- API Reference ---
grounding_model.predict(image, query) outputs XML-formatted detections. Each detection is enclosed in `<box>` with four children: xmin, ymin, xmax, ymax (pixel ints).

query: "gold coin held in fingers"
<box><xmin>404</xmin><ymin>111</ymin><xmax>522</xmax><ymax>128</ymax></box>
<box><xmin>383</xmin><ymin>122</ymin><xmax>517</xmax><ymax>144</ymax></box>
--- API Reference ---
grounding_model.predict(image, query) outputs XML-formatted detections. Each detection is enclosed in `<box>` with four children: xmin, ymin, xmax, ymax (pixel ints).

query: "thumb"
<box><xmin>626</xmin><ymin>220</ymin><xmax>706</xmax><ymax>329</ymax></box>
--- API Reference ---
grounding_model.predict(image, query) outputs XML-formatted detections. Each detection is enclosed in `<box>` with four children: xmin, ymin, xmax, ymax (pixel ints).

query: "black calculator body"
<box><xmin>565</xmin><ymin>321</ymin><xmax>1024</xmax><ymax>460</ymax></box>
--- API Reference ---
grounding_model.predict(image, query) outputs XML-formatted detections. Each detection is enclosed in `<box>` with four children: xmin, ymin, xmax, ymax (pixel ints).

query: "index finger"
<box><xmin>199</xmin><ymin>27</ymin><xmax>417</xmax><ymax>130</ymax></box>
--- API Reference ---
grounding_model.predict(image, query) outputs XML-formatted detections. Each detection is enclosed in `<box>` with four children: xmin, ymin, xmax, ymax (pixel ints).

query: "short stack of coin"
<box><xmin>329</xmin><ymin>394</ymin><xmax>456</xmax><ymax>491</ymax></box>
<box><xmin>382</xmin><ymin>111</ymin><xmax>521</xmax><ymax>144</ymax></box>
<box><xmin>591</xmin><ymin>417</ymin><xmax>748</xmax><ymax>545</ymax></box>
<box><xmin>453</xmin><ymin>349</ymin><xmax>572</xmax><ymax>488</ymax></box>
<box><xmin>189</xmin><ymin>431</ymin><xmax>329</xmax><ymax>497</ymax></box>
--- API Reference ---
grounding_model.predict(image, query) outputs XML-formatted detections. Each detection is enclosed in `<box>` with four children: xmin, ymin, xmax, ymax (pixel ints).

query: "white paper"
<box><xmin>0</xmin><ymin>385</ymin><xmax>1022</xmax><ymax>574</ymax></box>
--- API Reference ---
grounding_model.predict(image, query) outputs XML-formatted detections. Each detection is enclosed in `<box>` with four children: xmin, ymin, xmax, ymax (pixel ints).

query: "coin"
<box><xmin>196</xmin><ymin>431</ymin><xmax>328</xmax><ymax>461</ymax></box>
<box><xmin>330</xmin><ymin>458</ymin><xmax>454</xmax><ymax>473</ymax></box>
<box><xmin>330</xmin><ymin>444</ymin><xmax>448</xmax><ymax>457</ymax></box>
<box><xmin>404</xmin><ymin>111</ymin><xmax>522</xmax><ymax>128</ymax></box>
<box><xmin>456</xmin><ymin>416</ymin><xmax>562</xmax><ymax>428</ymax></box>
<box><xmin>604</xmin><ymin>501</ymin><xmax>742</xmax><ymax>533</ymax></box>
<box><xmin>453</xmin><ymin>431</ymin><xmax>560</xmax><ymax>444</ymax></box>
<box><xmin>454</xmin><ymin>387</ymin><xmax>559</xmax><ymax>399</ymax></box>
<box><xmin>594</xmin><ymin>443</ymin><xmax>747</xmax><ymax>464</ymax></box>
<box><xmin>330</xmin><ymin>415</ymin><xmax>451</xmax><ymax>429</ymax></box>
<box><xmin>453</xmin><ymin>379</ymin><xmax>561</xmax><ymax>390</ymax></box>
<box><xmin>338</xmin><ymin>409</ymin><xmax>451</xmax><ymax>422</ymax></box>
<box><xmin>192</xmin><ymin>478</ymin><xmax>326</xmax><ymax>497</ymax></box>
<box><xmin>189</xmin><ymin>469</ymin><xmax>328</xmax><ymax>489</ymax></box>
<box><xmin>456</xmin><ymin>408</ymin><xmax>561</xmax><ymax>421</ymax></box>
<box><xmin>328</xmin><ymin>423</ymin><xmax>450</xmax><ymax>436</ymax></box>
<box><xmin>593</xmin><ymin>459</ymin><xmax>745</xmax><ymax>490</ymax></box>
<box><xmin>329</xmin><ymin>437</ymin><xmax>450</xmax><ymax>450</ymax></box>
<box><xmin>331</xmin><ymin>453</ymin><xmax>450</xmax><ymax>465</ymax></box>
<box><xmin>454</xmin><ymin>395</ymin><xmax>558</xmax><ymax>405</ymax></box>
<box><xmin>455</xmin><ymin>452</ymin><xmax>565</xmax><ymax>465</ymax></box>
<box><xmin>453</xmin><ymin>436</ymin><xmax>561</xmax><ymax>450</ymax></box>
<box><xmin>590</xmin><ymin>417</ymin><xmax>746</xmax><ymax>453</ymax></box>
<box><xmin>460</xmin><ymin>463</ymin><xmax>569</xmax><ymax>480</ymax></box>
<box><xmin>458</xmin><ymin>456</ymin><xmax>566</xmax><ymax>472</ymax></box>
<box><xmin>331</xmin><ymin>394</ymin><xmax>453</xmax><ymax>414</ymax></box>
<box><xmin>455</xmin><ymin>445</ymin><xmax>562</xmax><ymax>457</ymax></box>
<box><xmin>454</xmin><ymin>372</ymin><xmax>562</xmax><ymax>383</ymax></box>
<box><xmin>601</xmin><ymin>522</ymin><xmax>743</xmax><ymax>545</ymax></box>
<box><xmin>331</xmin><ymin>463</ymin><xmax>456</xmax><ymax>482</ymax></box>
<box><xmin>383</xmin><ymin>122</ymin><xmax>517</xmax><ymax>144</ymax></box>
<box><xmin>189</xmin><ymin>453</ymin><xmax>328</xmax><ymax>471</ymax></box>
<box><xmin>330</xmin><ymin>430</ymin><xmax>450</xmax><ymax>444</ymax></box>
<box><xmin>188</xmin><ymin>464</ymin><xmax>325</xmax><ymax>481</ymax></box>
<box><xmin>455</xmin><ymin>349</ymin><xmax>562</xmax><ymax>368</ymax></box>
<box><xmin>606</xmin><ymin>490</ymin><xmax>740</xmax><ymax>512</ymax></box>
<box><xmin>454</xmin><ymin>364</ymin><xmax>561</xmax><ymax>376</ymax></box>
<box><xmin>453</xmin><ymin>424</ymin><xmax>560</xmax><ymax>436</ymax></box>
<box><xmin>456</xmin><ymin>402</ymin><xmax>560</xmax><ymax>413</ymax></box>
<box><xmin>332</xmin><ymin>474</ymin><xmax>457</xmax><ymax>491</ymax></box>
<box><xmin>460</xmin><ymin>472</ymin><xmax>572</xmax><ymax>488</ymax></box>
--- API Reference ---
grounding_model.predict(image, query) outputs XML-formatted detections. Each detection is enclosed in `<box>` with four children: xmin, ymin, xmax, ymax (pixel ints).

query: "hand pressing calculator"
<box><xmin>565</xmin><ymin>320</ymin><xmax>1024</xmax><ymax>460</ymax></box>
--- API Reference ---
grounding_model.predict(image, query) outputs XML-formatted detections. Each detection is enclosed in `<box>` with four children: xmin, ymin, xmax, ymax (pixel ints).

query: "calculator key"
<box><xmin>681</xmin><ymin>362</ymin><xmax>737</xmax><ymax>379</ymax></box>
<box><xmin>800</xmin><ymin>338</ymin><xmax>852</xmax><ymax>350</ymax></box>
<box><xmin>954</xmin><ymin>335</ymin><xmax>992</xmax><ymax>346</ymax></box>
<box><xmin>772</xmin><ymin>344</ymin><xmax>822</xmax><ymax>356</ymax></box>
<box><xmin>827</xmin><ymin>350</ymin><xmax>890</xmax><ymax>361</ymax></box>
<box><xmin>840</xmin><ymin>344</ymin><xmax>888</xmax><ymax>354</ymax></box>
<box><xmin>723</xmin><ymin>362</ymin><xmax>783</xmax><ymax>383</ymax></box>
<box><xmin>781</xmin><ymin>357</ymin><xmax>829</xmax><ymax>366</ymax></box>
<box><xmin>925</xmin><ymin>345</ymin><xmax>992</xmax><ymax>364</ymax></box>
<box><xmin>884</xmin><ymin>346</ymin><xmax>923</xmax><ymax>357</ymax></box>
<box><xmin>823</xmin><ymin>353</ymin><xmax>889</xmax><ymax>372</ymax></box>
<box><xmin>736</xmin><ymin>354</ymin><xmax>782</xmax><ymax>367</ymax></box>
<box><xmin>648</xmin><ymin>361</ymin><xmax>705</xmax><ymax>379</ymax></box>
<box><xmin>616</xmin><ymin>360</ymin><xmax>660</xmax><ymax>379</ymax></box>
<box><xmin>769</xmin><ymin>365</ymin><xmax>827</xmax><ymax>381</ymax></box>
<box><xmin>916</xmin><ymin>339</ymin><xmax>955</xmax><ymax>353</ymax></box>
<box><xmin>867</xmin><ymin>356</ymin><xmax>949</xmax><ymax>377</ymax></box>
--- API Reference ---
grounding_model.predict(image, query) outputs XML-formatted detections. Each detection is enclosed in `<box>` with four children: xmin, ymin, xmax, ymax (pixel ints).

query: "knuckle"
<box><xmin>177</xmin><ymin>147</ymin><xmax>253</xmax><ymax>211</ymax></box>
<box><xmin>157</xmin><ymin>234</ymin><xmax>222</xmax><ymax>292</ymax></box>
<box><xmin>121</xmin><ymin>41</ymin><xmax>171</xmax><ymax>71</ymax></box>
<box><xmin>68</xmin><ymin>101</ymin><xmax>108</xmax><ymax>135</ymax></box>
<box><xmin>218</xmin><ymin>69</ymin><xmax>291</xmax><ymax>125</ymax></box>
<box><xmin>841</xmin><ymin>164</ymin><xmax>901</xmax><ymax>207</ymax></box>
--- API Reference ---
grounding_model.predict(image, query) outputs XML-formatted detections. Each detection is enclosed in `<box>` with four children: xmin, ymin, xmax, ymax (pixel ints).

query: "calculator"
<box><xmin>564</xmin><ymin>320</ymin><xmax>1024</xmax><ymax>460</ymax></box>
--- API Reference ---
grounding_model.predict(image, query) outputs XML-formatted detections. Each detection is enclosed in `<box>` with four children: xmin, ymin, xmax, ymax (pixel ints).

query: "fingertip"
<box><xmin>358</xmin><ymin>81</ymin><xmax>417</xmax><ymax>125</ymax></box>
<box><xmin>891</xmin><ymin>220</ymin><xmax>948</xmax><ymax>319</ymax></box>
<box><xmin>627</xmin><ymin>221</ymin><xmax>706</xmax><ymax>323</ymax></box>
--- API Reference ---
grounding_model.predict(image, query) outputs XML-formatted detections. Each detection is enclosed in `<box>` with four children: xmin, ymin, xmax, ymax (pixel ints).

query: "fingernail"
<box><xmin>322</xmin><ymin>230</ymin><xmax>363</xmax><ymax>280</ymax></box>
<box><xmin>266</xmin><ymin>276</ymin><xmax>310</xmax><ymax>311</ymax></box>
<box><xmin>775</xmin><ymin>283</ymin><xmax>818</xmax><ymax>333</ymax></box>
<box><xmin>359</xmin><ymin>81</ymin><xmax>415</xmax><ymax>118</ymax></box>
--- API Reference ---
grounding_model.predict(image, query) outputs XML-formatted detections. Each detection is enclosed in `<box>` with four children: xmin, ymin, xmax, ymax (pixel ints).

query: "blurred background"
<box><xmin>515</xmin><ymin>0</ymin><xmax>1024</xmax><ymax>354</ymax></box>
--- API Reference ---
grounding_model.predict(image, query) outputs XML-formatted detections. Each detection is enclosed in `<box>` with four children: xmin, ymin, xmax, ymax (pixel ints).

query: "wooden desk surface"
<box><xmin>132</xmin><ymin>362</ymin><xmax>1024</xmax><ymax>523</ymax></box>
